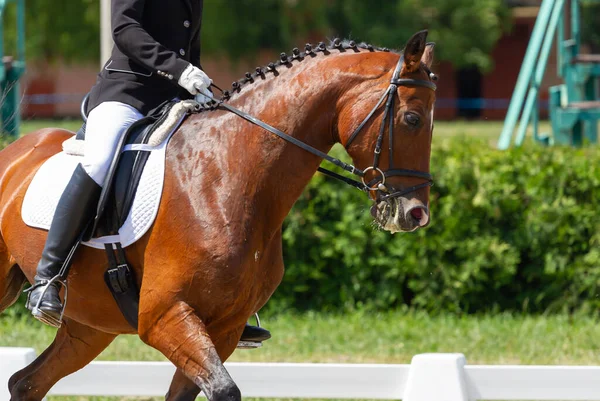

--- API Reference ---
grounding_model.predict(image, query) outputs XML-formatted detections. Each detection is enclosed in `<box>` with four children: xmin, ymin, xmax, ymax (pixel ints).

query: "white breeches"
<box><xmin>82</xmin><ymin>101</ymin><xmax>144</xmax><ymax>185</ymax></box>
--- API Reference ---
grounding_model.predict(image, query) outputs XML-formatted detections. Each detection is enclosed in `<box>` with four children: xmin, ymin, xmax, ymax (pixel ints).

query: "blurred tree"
<box><xmin>323</xmin><ymin>0</ymin><xmax>511</xmax><ymax>72</ymax></box>
<box><xmin>1</xmin><ymin>0</ymin><xmax>510</xmax><ymax>71</ymax></box>
<box><xmin>200</xmin><ymin>0</ymin><xmax>286</xmax><ymax>60</ymax></box>
<box><xmin>202</xmin><ymin>0</ymin><xmax>511</xmax><ymax>71</ymax></box>
<box><xmin>3</xmin><ymin>0</ymin><xmax>100</xmax><ymax>63</ymax></box>
<box><xmin>200</xmin><ymin>0</ymin><xmax>331</xmax><ymax>62</ymax></box>
<box><xmin>581</xmin><ymin>1</ymin><xmax>600</xmax><ymax>52</ymax></box>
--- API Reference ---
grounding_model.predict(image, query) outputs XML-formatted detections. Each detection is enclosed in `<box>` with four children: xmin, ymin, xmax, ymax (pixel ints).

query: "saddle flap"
<box><xmin>22</xmin><ymin>101</ymin><xmax>197</xmax><ymax>250</ymax></box>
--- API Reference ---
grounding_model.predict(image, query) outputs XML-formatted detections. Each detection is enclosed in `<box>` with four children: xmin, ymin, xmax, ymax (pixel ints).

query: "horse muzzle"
<box><xmin>371</xmin><ymin>196</ymin><xmax>430</xmax><ymax>233</ymax></box>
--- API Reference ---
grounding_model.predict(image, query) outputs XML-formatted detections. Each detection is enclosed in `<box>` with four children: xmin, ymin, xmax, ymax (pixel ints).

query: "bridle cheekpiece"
<box><xmin>344</xmin><ymin>55</ymin><xmax>437</xmax><ymax>200</ymax></box>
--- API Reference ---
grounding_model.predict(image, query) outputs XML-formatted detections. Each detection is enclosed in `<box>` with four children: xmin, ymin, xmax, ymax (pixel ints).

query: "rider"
<box><xmin>27</xmin><ymin>0</ymin><xmax>270</xmax><ymax>343</ymax></box>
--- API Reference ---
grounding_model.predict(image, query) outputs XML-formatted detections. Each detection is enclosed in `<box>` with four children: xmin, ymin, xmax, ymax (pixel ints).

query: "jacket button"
<box><xmin>179</xmin><ymin>49</ymin><xmax>186</xmax><ymax>56</ymax></box>
<box><xmin>184</xmin><ymin>20</ymin><xmax>191</xmax><ymax>28</ymax></box>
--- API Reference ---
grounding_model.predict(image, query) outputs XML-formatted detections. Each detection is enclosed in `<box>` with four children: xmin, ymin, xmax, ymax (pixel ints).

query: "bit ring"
<box><xmin>361</xmin><ymin>167</ymin><xmax>385</xmax><ymax>191</ymax></box>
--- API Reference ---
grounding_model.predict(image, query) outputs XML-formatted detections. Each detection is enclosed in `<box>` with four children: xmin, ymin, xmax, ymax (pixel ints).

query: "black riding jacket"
<box><xmin>88</xmin><ymin>0</ymin><xmax>204</xmax><ymax>115</ymax></box>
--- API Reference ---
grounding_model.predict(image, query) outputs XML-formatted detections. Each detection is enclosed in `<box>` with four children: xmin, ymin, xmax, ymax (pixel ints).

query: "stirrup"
<box><xmin>237</xmin><ymin>313</ymin><xmax>264</xmax><ymax>350</ymax></box>
<box><xmin>25</xmin><ymin>276</ymin><xmax>69</xmax><ymax>328</ymax></box>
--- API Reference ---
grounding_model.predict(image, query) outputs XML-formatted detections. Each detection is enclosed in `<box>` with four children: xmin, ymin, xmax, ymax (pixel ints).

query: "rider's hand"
<box><xmin>195</xmin><ymin>87</ymin><xmax>213</xmax><ymax>104</ymax></box>
<box><xmin>178</xmin><ymin>64</ymin><xmax>212</xmax><ymax>96</ymax></box>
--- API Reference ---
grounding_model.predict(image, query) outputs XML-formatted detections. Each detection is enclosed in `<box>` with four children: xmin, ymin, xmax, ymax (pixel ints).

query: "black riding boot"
<box><xmin>27</xmin><ymin>164</ymin><xmax>102</xmax><ymax>327</ymax></box>
<box><xmin>241</xmin><ymin>323</ymin><xmax>271</xmax><ymax>342</ymax></box>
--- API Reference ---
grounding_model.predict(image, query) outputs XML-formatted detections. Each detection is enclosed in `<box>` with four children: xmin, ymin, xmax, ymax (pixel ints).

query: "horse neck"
<box><xmin>238</xmin><ymin>59</ymin><xmax>341</xmax><ymax>226</ymax></box>
<box><xmin>171</xmin><ymin>53</ymin><xmax>375</xmax><ymax>236</ymax></box>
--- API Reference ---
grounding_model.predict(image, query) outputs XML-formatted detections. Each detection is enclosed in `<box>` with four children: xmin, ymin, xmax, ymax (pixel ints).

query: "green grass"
<box><xmin>20</xmin><ymin>119</ymin><xmax>82</xmax><ymax>134</ymax></box>
<box><xmin>0</xmin><ymin>119</ymin><xmax>514</xmax><ymax>155</ymax></box>
<box><xmin>0</xmin><ymin>119</ymin><xmax>566</xmax><ymax>155</ymax></box>
<box><xmin>433</xmin><ymin>120</ymin><xmax>552</xmax><ymax>146</ymax></box>
<box><xmin>7</xmin><ymin>119</ymin><xmax>547</xmax><ymax>147</ymax></box>
<box><xmin>2</xmin><ymin>310</ymin><xmax>600</xmax><ymax>400</ymax></box>
<box><xmin>0</xmin><ymin>119</ymin><xmax>81</xmax><ymax>148</ymax></box>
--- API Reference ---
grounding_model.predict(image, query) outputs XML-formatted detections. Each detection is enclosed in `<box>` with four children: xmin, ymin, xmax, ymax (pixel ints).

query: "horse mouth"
<box><xmin>371</xmin><ymin>198</ymin><xmax>429</xmax><ymax>233</ymax></box>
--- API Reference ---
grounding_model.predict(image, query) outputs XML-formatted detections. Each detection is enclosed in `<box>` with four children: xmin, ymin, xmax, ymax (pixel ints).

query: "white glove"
<box><xmin>195</xmin><ymin>87</ymin><xmax>214</xmax><ymax>104</ymax></box>
<box><xmin>178</xmin><ymin>64</ymin><xmax>212</xmax><ymax>96</ymax></box>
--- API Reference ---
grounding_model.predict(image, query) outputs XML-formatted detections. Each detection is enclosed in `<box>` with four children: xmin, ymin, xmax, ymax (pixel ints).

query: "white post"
<box><xmin>403</xmin><ymin>353</ymin><xmax>470</xmax><ymax>401</ymax></box>
<box><xmin>0</xmin><ymin>347</ymin><xmax>37</xmax><ymax>401</ymax></box>
<box><xmin>100</xmin><ymin>0</ymin><xmax>112</xmax><ymax>67</ymax></box>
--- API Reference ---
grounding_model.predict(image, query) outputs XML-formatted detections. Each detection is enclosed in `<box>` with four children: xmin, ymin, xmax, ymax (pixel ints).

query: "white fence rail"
<box><xmin>2</xmin><ymin>347</ymin><xmax>600</xmax><ymax>401</ymax></box>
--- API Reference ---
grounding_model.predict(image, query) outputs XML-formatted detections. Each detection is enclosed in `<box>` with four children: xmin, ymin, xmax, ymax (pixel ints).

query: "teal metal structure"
<box><xmin>0</xmin><ymin>0</ymin><xmax>25</xmax><ymax>139</ymax></box>
<box><xmin>498</xmin><ymin>0</ymin><xmax>600</xmax><ymax>149</ymax></box>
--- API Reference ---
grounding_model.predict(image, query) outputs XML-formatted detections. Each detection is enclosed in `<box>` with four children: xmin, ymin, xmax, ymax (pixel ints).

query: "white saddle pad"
<box><xmin>21</xmin><ymin>124</ymin><xmax>180</xmax><ymax>250</ymax></box>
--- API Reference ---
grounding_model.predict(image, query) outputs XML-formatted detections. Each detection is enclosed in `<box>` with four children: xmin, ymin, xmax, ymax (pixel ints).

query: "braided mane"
<box><xmin>216</xmin><ymin>39</ymin><xmax>394</xmax><ymax>102</ymax></box>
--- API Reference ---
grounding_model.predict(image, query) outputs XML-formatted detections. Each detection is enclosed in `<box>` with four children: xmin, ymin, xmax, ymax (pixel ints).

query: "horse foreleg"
<box><xmin>139</xmin><ymin>301</ymin><xmax>241</xmax><ymax>401</ymax></box>
<box><xmin>8</xmin><ymin>318</ymin><xmax>116</xmax><ymax>401</ymax></box>
<box><xmin>165</xmin><ymin>325</ymin><xmax>244</xmax><ymax>401</ymax></box>
<box><xmin>165</xmin><ymin>369</ymin><xmax>201</xmax><ymax>401</ymax></box>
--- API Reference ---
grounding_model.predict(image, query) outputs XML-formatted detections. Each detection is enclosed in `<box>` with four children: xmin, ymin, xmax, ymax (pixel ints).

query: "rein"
<box><xmin>207</xmin><ymin>54</ymin><xmax>437</xmax><ymax>199</ymax></box>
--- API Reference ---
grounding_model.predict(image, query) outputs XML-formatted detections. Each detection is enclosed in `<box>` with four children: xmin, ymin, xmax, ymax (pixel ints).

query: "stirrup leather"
<box><xmin>25</xmin><ymin>276</ymin><xmax>69</xmax><ymax>328</ymax></box>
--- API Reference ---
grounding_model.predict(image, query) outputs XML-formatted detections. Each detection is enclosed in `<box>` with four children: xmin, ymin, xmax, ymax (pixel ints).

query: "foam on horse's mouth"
<box><xmin>372</xmin><ymin>200</ymin><xmax>398</xmax><ymax>233</ymax></box>
<box><xmin>385</xmin><ymin>199</ymin><xmax>403</xmax><ymax>233</ymax></box>
<box><xmin>372</xmin><ymin>198</ymin><xmax>420</xmax><ymax>233</ymax></box>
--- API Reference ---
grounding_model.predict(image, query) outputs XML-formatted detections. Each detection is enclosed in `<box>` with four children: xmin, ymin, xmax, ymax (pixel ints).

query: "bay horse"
<box><xmin>0</xmin><ymin>30</ymin><xmax>436</xmax><ymax>401</ymax></box>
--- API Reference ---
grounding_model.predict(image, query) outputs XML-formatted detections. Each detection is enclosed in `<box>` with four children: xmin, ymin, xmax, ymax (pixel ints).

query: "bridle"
<box><xmin>206</xmin><ymin>53</ymin><xmax>437</xmax><ymax>200</ymax></box>
<box><xmin>344</xmin><ymin>54</ymin><xmax>436</xmax><ymax>200</ymax></box>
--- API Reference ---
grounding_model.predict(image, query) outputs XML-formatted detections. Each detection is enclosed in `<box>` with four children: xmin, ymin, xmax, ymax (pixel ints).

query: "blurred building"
<box><xmin>21</xmin><ymin>1</ymin><xmax>559</xmax><ymax>121</ymax></box>
<box><xmin>435</xmin><ymin>0</ymin><xmax>562</xmax><ymax>120</ymax></box>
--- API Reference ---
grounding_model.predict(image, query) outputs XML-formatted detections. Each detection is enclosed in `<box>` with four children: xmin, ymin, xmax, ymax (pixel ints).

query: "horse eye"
<box><xmin>404</xmin><ymin>112</ymin><xmax>420</xmax><ymax>127</ymax></box>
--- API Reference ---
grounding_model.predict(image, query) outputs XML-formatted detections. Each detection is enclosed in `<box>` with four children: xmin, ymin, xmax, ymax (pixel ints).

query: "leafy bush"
<box><xmin>272</xmin><ymin>139</ymin><xmax>600</xmax><ymax>314</ymax></box>
<box><xmin>3</xmin><ymin>136</ymin><xmax>599</xmax><ymax>315</ymax></box>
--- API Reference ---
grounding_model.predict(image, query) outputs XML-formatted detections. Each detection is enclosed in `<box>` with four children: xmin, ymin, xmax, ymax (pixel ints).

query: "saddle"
<box><xmin>76</xmin><ymin>99</ymin><xmax>188</xmax><ymax>330</ymax></box>
<box><xmin>81</xmin><ymin>100</ymin><xmax>180</xmax><ymax>238</ymax></box>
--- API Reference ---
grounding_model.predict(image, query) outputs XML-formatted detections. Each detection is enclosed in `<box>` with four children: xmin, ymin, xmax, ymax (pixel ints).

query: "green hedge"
<box><xmin>272</xmin><ymin>140</ymin><xmax>600</xmax><ymax>314</ymax></box>
<box><xmin>3</xmin><ymin>137</ymin><xmax>600</xmax><ymax>315</ymax></box>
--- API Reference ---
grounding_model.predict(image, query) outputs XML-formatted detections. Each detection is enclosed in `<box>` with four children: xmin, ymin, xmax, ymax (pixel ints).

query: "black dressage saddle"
<box><xmin>74</xmin><ymin>97</ymin><xmax>178</xmax><ymax>330</ymax></box>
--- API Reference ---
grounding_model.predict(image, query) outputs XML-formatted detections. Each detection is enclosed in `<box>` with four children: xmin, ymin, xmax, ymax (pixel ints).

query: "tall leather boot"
<box><xmin>27</xmin><ymin>164</ymin><xmax>102</xmax><ymax>327</ymax></box>
<box><xmin>241</xmin><ymin>323</ymin><xmax>271</xmax><ymax>342</ymax></box>
<box><xmin>239</xmin><ymin>314</ymin><xmax>271</xmax><ymax>345</ymax></box>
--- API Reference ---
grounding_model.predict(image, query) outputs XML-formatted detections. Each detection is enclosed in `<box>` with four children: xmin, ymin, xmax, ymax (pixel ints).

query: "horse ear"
<box><xmin>402</xmin><ymin>30</ymin><xmax>428</xmax><ymax>73</ymax></box>
<box><xmin>422</xmin><ymin>42</ymin><xmax>435</xmax><ymax>69</ymax></box>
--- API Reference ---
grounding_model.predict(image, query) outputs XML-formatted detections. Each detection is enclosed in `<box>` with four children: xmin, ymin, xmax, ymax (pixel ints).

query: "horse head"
<box><xmin>336</xmin><ymin>31</ymin><xmax>436</xmax><ymax>233</ymax></box>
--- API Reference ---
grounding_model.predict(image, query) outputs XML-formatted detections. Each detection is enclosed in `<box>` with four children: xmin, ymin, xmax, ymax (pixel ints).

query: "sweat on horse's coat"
<box><xmin>0</xmin><ymin>31</ymin><xmax>436</xmax><ymax>401</ymax></box>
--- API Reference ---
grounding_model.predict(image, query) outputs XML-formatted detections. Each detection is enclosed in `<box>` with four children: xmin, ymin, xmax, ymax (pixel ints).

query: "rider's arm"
<box><xmin>189</xmin><ymin>25</ymin><xmax>202</xmax><ymax>70</ymax></box>
<box><xmin>111</xmin><ymin>0</ymin><xmax>189</xmax><ymax>83</ymax></box>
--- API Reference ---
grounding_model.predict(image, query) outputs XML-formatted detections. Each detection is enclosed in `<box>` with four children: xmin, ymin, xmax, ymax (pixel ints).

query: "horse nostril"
<box><xmin>410</xmin><ymin>207</ymin><xmax>423</xmax><ymax>220</ymax></box>
<box><xmin>409</xmin><ymin>206</ymin><xmax>430</xmax><ymax>227</ymax></box>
